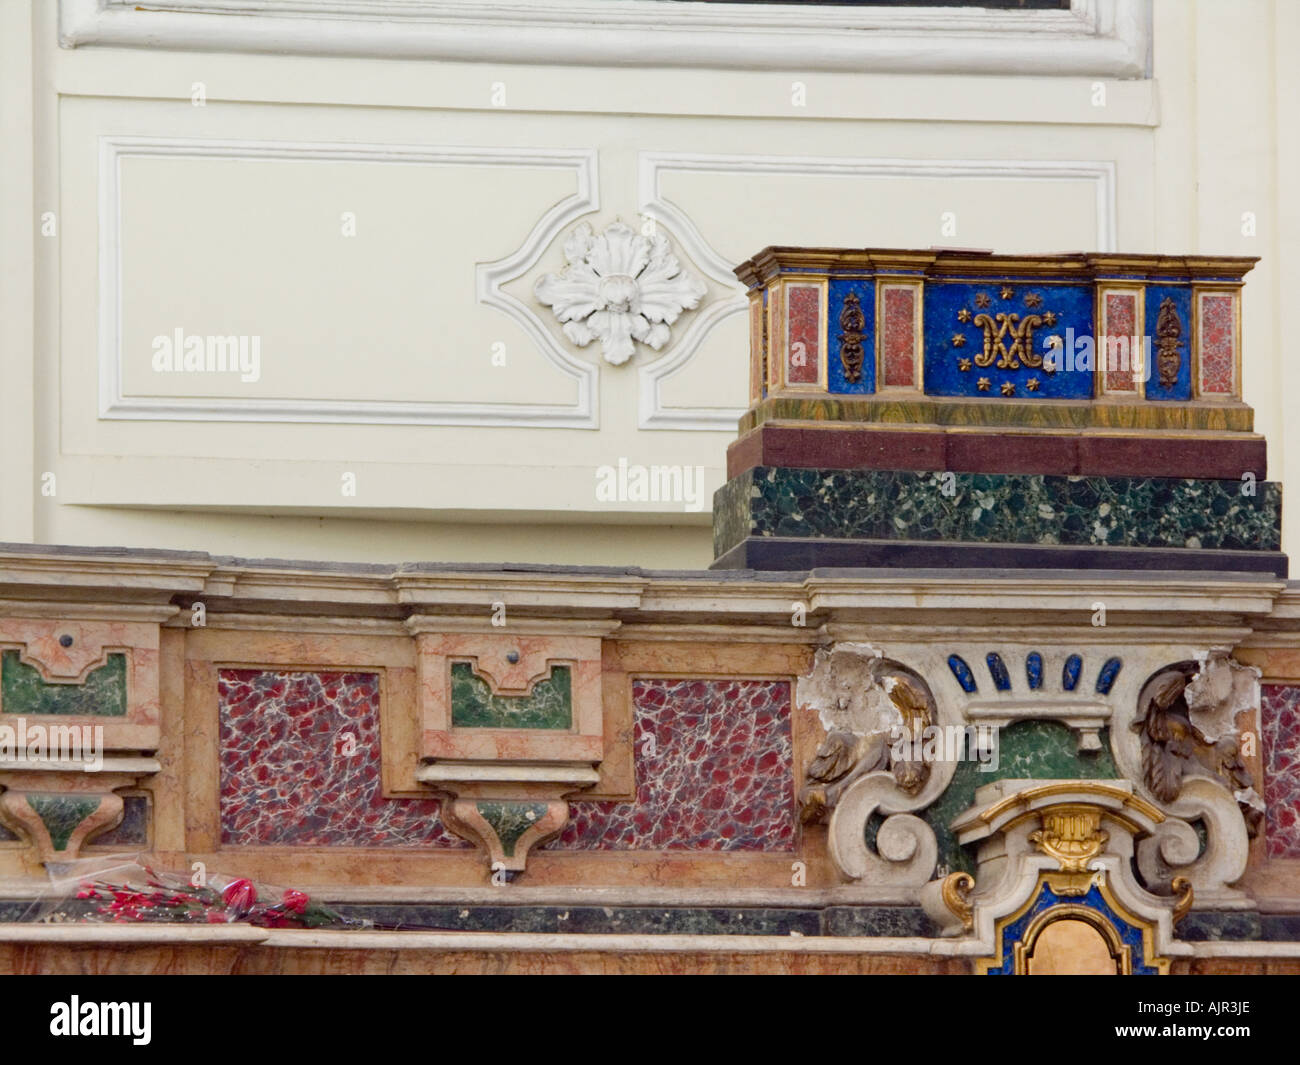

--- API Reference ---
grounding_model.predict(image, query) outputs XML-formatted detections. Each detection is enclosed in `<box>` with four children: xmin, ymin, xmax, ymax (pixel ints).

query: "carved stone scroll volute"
<box><xmin>797</xmin><ymin>644</ymin><xmax>942</xmax><ymax>886</ymax></box>
<box><xmin>1132</xmin><ymin>652</ymin><xmax>1262</xmax><ymax>903</ymax></box>
<box><xmin>1133</xmin><ymin>653</ymin><xmax>1264</xmax><ymax>837</ymax></box>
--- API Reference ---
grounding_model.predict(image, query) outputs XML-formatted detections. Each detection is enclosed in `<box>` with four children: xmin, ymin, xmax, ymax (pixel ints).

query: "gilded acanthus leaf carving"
<box><xmin>1134</xmin><ymin>654</ymin><xmax>1264</xmax><ymax>837</ymax></box>
<box><xmin>796</xmin><ymin>647</ymin><xmax>935</xmax><ymax>824</ymax></box>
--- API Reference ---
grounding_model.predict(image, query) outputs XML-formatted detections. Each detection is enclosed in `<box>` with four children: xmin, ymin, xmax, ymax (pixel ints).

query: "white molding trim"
<box><xmin>61</xmin><ymin>0</ymin><xmax>1151</xmax><ymax>77</ymax></box>
<box><xmin>98</xmin><ymin>136</ymin><xmax>600</xmax><ymax>428</ymax></box>
<box><xmin>637</xmin><ymin>151</ymin><xmax>1118</xmax><ymax>431</ymax></box>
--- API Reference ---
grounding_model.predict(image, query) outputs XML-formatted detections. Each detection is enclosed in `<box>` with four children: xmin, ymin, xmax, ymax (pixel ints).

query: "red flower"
<box><xmin>281</xmin><ymin>889</ymin><xmax>310</xmax><ymax>915</ymax></box>
<box><xmin>221</xmin><ymin>878</ymin><xmax>258</xmax><ymax>915</ymax></box>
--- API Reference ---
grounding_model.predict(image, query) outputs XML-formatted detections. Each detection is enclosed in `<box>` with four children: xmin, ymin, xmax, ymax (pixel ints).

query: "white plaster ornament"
<box><xmin>534</xmin><ymin>221</ymin><xmax>707</xmax><ymax>365</ymax></box>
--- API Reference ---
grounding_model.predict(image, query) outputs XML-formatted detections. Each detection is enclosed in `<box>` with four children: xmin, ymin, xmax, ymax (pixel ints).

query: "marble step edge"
<box><xmin>711</xmin><ymin>537</ymin><xmax>1289</xmax><ymax>578</ymax></box>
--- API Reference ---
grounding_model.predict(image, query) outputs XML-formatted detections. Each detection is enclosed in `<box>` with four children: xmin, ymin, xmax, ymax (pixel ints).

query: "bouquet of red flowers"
<box><xmin>45</xmin><ymin>860</ymin><xmax>368</xmax><ymax>929</ymax></box>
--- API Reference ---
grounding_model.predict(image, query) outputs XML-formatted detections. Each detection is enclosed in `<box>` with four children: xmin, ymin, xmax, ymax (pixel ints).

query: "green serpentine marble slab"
<box><xmin>450</xmin><ymin>662</ymin><xmax>572</xmax><ymax>730</ymax></box>
<box><xmin>923</xmin><ymin>721</ymin><xmax>1120</xmax><ymax>876</ymax></box>
<box><xmin>0</xmin><ymin>650</ymin><xmax>128</xmax><ymax>716</ymax></box>
<box><xmin>475</xmin><ymin>801</ymin><xmax>551</xmax><ymax>858</ymax></box>
<box><xmin>713</xmin><ymin>467</ymin><xmax>1281</xmax><ymax>557</ymax></box>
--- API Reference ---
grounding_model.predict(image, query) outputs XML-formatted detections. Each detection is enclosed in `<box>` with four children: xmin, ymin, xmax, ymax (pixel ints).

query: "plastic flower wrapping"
<box><xmin>34</xmin><ymin>856</ymin><xmax>371</xmax><ymax>928</ymax></box>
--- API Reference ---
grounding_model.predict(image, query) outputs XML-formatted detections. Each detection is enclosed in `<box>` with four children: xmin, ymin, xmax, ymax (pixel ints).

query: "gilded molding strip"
<box><xmin>741</xmin><ymin>396</ymin><xmax>1255</xmax><ymax>434</ymax></box>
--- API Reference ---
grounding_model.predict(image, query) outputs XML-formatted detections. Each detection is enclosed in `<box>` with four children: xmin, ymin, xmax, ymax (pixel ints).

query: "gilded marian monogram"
<box><xmin>952</xmin><ymin>288</ymin><xmax>1060</xmax><ymax>394</ymax></box>
<box><xmin>973</xmin><ymin>311</ymin><xmax>1045</xmax><ymax>370</ymax></box>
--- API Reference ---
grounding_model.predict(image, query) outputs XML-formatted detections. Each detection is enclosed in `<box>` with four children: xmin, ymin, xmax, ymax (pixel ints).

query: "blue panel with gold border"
<box><xmin>984</xmin><ymin>878</ymin><xmax>1160</xmax><ymax>975</ymax></box>
<box><xmin>1144</xmin><ymin>284</ymin><xmax>1193</xmax><ymax>401</ymax></box>
<box><xmin>828</xmin><ymin>279</ymin><xmax>875</xmax><ymax>395</ymax></box>
<box><xmin>923</xmin><ymin>280</ymin><xmax>1095</xmax><ymax>400</ymax></box>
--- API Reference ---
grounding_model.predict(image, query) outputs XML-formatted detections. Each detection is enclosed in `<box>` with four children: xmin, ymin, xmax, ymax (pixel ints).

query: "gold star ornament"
<box><xmin>1000</xmin><ymin>286</ymin><xmax>1014</xmax><ymax>300</ymax></box>
<box><xmin>951</xmin><ymin>333</ymin><xmax>967</xmax><ymax>347</ymax></box>
<box><xmin>1000</xmin><ymin>381</ymin><xmax>1016</xmax><ymax>396</ymax></box>
<box><xmin>1024</xmin><ymin>292</ymin><xmax>1043</xmax><ymax>308</ymax></box>
<box><xmin>977</xmin><ymin>377</ymin><xmax>991</xmax><ymax>391</ymax></box>
<box><xmin>1026</xmin><ymin>377</ymin><xmax>1041</xmax><ymax>392</ymax></box>
<box><xmin>957</xmin><ymin>308</ymin><xmax>972</xmax><ymax>323</ymax></box>
<box><xmin>974</xmin><ymin>292</ymin><xmax>991</xmax><ymax>309</ymax></box>
<box><xmin>958</xmin><ymin>358</ymin><xmax>972</xmax><ymax>372</ymax></box>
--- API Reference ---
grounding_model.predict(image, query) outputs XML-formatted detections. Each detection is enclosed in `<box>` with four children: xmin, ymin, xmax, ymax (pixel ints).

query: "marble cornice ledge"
<box><xmin>0</xmin><ymin>545</ymin><xmax>1289</xmax><ymax>638</ymax></box>
<box><xmin>394</xmin><ymin>566</ymin><xmax>644</xmax><ymax>618</ymax></box>
<box><xmin>1236</xmin><ymin>585</ymin><xmax>1300</xmax><ymax>648</ymax></box>
<box><xmin>803</xmin><ymin>572</ymin><xmax>1284</xmax><ymax>632</ymax></box>
<box><xmin>0</xmin><ymin>543</ymin><xmax>209</xmax><ymax>614</ymax></box>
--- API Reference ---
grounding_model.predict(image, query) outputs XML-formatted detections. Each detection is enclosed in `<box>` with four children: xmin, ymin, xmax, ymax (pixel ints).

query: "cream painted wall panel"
<box><xmin>19</xmin><ymin>0</ymin><xmax>1293</xmax><ymax>567</ymax></box>
<box><xmin>0</xmin><ymin>1</ymin><xmax>36</xmax><ymax>542</ymax></box>
<box><xmin>117</xmin><ymin>154</ymin><xmax>579</xmax><ymax>405</ymax></box>
<box><xmin>1273</xmin><ymin>0</ymin><xmax>1299</xmax><ymax>516</ymax></box>
<box><xmin>656</xmin><ymin>314</ymin><xmax>749</xmax><ymax>413</ymax></box>
<box><xmin>41</xmin><ymin>507</ymin><xmax>713</xmax><ymax>568</ymax></box>
<box><xmin>1185</xmin><ymin>0</ymin><xmax>1282</xmax><ymax>516</ymax></box>
<box><xmin>662</xmin><ymin>171</ymin><xmax>1105</xmax><ymax>263</ymax></box>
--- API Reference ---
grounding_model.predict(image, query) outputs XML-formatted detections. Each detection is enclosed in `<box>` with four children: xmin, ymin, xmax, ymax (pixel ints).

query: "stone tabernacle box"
<box><xmin>715</xmin><ymin>247</ymin><xmax>1284</xmax><ymax>576</ymax></box>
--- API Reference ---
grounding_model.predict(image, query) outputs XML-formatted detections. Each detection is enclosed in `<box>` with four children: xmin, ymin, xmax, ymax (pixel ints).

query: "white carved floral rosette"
<box><xmin>533</xmin><ymin>221</ymin><xmax>707</xmax><ymax>365</ymax></box>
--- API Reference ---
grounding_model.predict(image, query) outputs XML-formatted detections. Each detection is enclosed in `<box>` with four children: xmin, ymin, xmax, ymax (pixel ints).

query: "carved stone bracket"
<box><xmin>410</xmin><ymin>623</ymin><xmax>610</xmax><ymax>878</ymax></box>
<box><xmin>0</xmin><ymin>758</ymin><xmax>159</xmax><ymax>863</ymax></box>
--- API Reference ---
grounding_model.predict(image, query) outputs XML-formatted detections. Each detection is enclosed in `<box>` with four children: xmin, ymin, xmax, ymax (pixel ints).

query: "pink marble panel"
<box><xmin>1199</xmin><ymin>293</ymin><xmax>1235</xmax><ymax>395</ymax></box>
<box><xmin>219</xmin><ymin>668</ymin><xmax>468</xmax><ymax>848</ymax></box>
<box><xmin>1263</xmin><ymin>683</ymin><xmax>1300</xmax><ymax>859</ymax></box>
<box><xmin>881</xmin><ymin>286</ymin><xmax>916</xmax><ymax>388</ymax></box>
<box><xmin>1103</xmin><ymin>291</ymin><xmax>1138</xmax><ymax>392</ymax></box>
<box><xmin>786</xmin><ymin>285</ymin><xmax>820</xmax><ymax>385</ymax></box>
<box><xmin>547</xmin><ymin>678</ymin><xmax>795</xmax><ymax>851</ymax></box>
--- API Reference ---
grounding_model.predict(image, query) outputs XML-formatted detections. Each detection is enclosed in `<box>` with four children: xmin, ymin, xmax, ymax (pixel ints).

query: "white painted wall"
<box><xmin>0</xmin><ymin>0</ymin><xmax>1293</xmax><ymax>568</ymax></box>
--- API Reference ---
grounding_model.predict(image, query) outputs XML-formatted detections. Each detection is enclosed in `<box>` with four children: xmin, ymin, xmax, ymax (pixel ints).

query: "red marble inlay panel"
<box><xmin>750</xmin><ymin>296</ymin><xmax>765</xmax><ymax>400</ymax></box>
<box><xmin>547</xmin><ymin>678</ymin><xmax>795</xmax><ymax>851</ymax></box>
<box><xmin>1103</xmin><ymin>291</ymin><xmax>1138</xmax><ymax>392</ymax></box>
<box><xmin>786</xmin><ymin>285</ymin><xmax>820</xmax><ymax>384</ymax></box>
<box><xmin>881</xmin><ymin>286</ymin><xmax>916</xmax><ymax>388</ymax></box>
<box><xmin>1199</xmin><ymin>293</ymin><xmax>1235</xmax><ymax>395</ymax></box>
<box><xmin>1263</xmin><ymin>684</ymin><xmax>1300</xmax><ymax>859</ymax></box>
<box><xmin>219</xmin><ymin>669</ymin><xmax>468</xmax><ymax>848</ymax></box>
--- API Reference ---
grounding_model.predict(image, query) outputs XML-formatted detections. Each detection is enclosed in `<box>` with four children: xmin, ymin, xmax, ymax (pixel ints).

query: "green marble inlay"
<box><xmin>27</xmin><ymin>795</ymin><xmax>101</xmax><ymax>852</ymax></box>
<box><xmin>451</xmin><ymin>662</ymin><xmax>572</xmax><ymax>730</ymax></box>
<box><xmin>0</xmin><ymin>650</ymin><xmax>127</xmax><ymax>717</ymax></box>
<box><xmin>476</xmin><ymin>801</ymin><xmax>549</xmax><ymax>858</ymax></box>
<box><xmin>922</xmin><ymin>721</ymin><xmax>1119</xmax><ymax>876</ymax></box>
<box><xmin>714</xmin><ymin>467</ymin><xmax>1282</xmax><ymax>557</ymax></box>
<box><xmin>712</xmin><ymin>474</ymin><xmax>752</xmax><ymax>559</ymax></box>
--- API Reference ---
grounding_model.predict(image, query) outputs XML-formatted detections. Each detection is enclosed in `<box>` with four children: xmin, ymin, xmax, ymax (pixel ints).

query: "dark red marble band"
<box><xmin>726</xmin><ymin>425</ymin><xmax>1268</xmax><ymax>480</ymax></box>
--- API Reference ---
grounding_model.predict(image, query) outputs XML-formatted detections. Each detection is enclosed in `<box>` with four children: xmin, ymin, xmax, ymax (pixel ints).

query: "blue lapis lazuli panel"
<box><xmin>947</xmin><ymin>655</ymin><xmax>977</xmax><ymax>693</ymax></box>
<box><xmin>986</xmin><ymin>653</ymin><xmax>1012</xmax><ymax>691</ymax></box>
<box><xmin>1063</xmin><ymin>654</ymin><xmax>1083</xmax><ymax>691</ymax></box>
<box><xmin>828</xmin><ymin>279</ymin><xmax>875</xmax><ymax>395</ymax></box>
<box><xmin>1026</xmin><ymin>652</ymin><xmax>1043</xmax><ymax>690</ymax></box>
<box><xmin>1096</xmin><ymin>657</ymin><xmax>1123</xmax><ymax>695</ymax></box>
<box><xmin>1143</xmin><ymin>285</ymin><xmax>1193</xmax><ymax>401</ymax></box>
<box><xmin>984</xmin><ymin>879</ymin><xmax>1158</xmax><ymax>975</ymax></box>
<box><xmin>922</xmin><ymin>281</ymin><xmax>1095</xmax><ymax>400</ymax></box>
